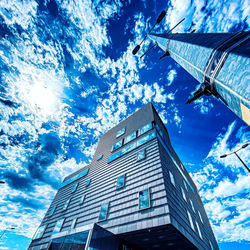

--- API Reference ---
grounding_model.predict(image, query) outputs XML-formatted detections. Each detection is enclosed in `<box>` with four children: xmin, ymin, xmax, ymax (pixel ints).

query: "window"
<box><xmin>138</xmin><ymin>189</ymin><xmax>150</xmax><ymax>210</ymax></box>
<box><xmin>63</xmin><ymin>199</ymin><xmax>70</xmax><ymax>211</ymax></box>
<box><xmin>195</xmin><ymin>221</ymin><xmax>202</xmax><ymax>239</ymax></box>
<box><xmin>107</xmin><ymin>130</ymin><xmax>156</xmax><ymax>163</ymax></box>
<box><xmin>169</xmin><ymin>171</ymin><xmax>175</xmax><ymax>186</ymax></box>
<box><xmin>79</xmin><ymin>194</ymin><xmax>86</xmax><ymax>205</ymax></box>
<box><xmin>33</xmin><ymin>225</ymin><xmax>46</xmax><ymax>239</ymax></box>
<box><xmin>112</xmin><ymin>139</ymin><xmax>123</xmax><ymax>151</ymax></box>
<box><xmin>138</xmin><ymin>123</ymin><xmax>153</xmax><ymax>136</ymax></box>
<box><xmin>183</xmin><ymin>181</ymin><xmax>188</xmax><ymax>190</ymax></box>
<box><xmin>198</xmin><ymin>211</ymin><xmax>203</xmax><ymax>223</ymax></box>
<box><xmin>124</xmin><ymin>131</ymin><xmax>136</xmax><ymax>144</ymax></box>
<box><xmin>190</xmin><ymin>199</ymin><xmax>195</xmax><ymax>212</ymax></box>
<box><xmin>187</xmin><ymin>211</ymin><xmax>195</xmax><ymax>231</ymax></box>
<box><xmin>48</xmin><ymin>205</ymin><xmax>56</xmax><ymax>216</ymax></box>
<box><xmin>209</xmin><ymin>241</ymin><xmax>214</xmax><ymax>250</ymax></box>
<box><xmin>116</xmin><ymin>127</ymin><xmax>125</xmax><ymax>138</ymax></box>
<box><xmin>86</xmin><ymin>179</ymin><xmax>91</xmax><ymax>187</ymax></box>
<box><xmin>116</xmin><ymin>174</ymin><xmax>126</xmax><ymax>189</ymax></box>
<box><xmin>97</xmin><ymin>154</ymin><xmax>103</xmax><ymax>161</ymax></box>
<box><xmin>72</xmin><ymin>183</ymin><xmax>78</xmax><ymax>193</ymax></box>
<box><xmin>98</xmin><ymin>202</ymin><xmax>109</xmax><ymax>222</ymax></box>
<box><xmin>60</xmin><ymin>169</ymin><xmax>89</xmax><ymax>189</ymax></box>
<box><xmin>137</xmin><ymin>149</ymin><xmax>146</xmax><ymax>161</ymax></box>
<box><xmin>181</xmin><ymin>187</ymin><xmax>187</xmax><ymax>201</ymax></box>
<box><xmin>53</xmin><ymin>219</ymin><xmax>64</xmax><ymax>234</ymax></box>
<box><xmin>71</xmin><ymin>218</ymin><xmax>77</xmax><ymax>230</ymax></box>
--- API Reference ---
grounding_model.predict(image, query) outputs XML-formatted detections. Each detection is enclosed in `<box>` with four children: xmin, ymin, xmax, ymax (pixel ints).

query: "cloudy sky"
<box><xmin>0</xmin><ymin>0</ymin><xmax>249</xmax><ymax>249</ymax></box>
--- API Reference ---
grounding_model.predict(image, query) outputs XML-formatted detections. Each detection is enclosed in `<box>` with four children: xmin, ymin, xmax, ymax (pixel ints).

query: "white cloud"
<box><xmin>193</xmin><ymin>97</ymin><xmax>214</xmax><ymax>114</ymax></box>
<box><xmin>191</xmin><ymin>121</ymin><xmax>250</xmax><ymax>242</ymax></box>
<box><xmin>167</xmin><ymin>69</ymin><xmax>177</xmax><ymax>86</ymax></box>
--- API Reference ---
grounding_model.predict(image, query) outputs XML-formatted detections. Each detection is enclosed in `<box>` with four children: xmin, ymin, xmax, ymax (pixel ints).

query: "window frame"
<box><xmin>137</xmin><ymin>149</ymin><xmax>146</xmax><ymax>161</ymax></box>
<box><xmin>111</xmin><ymin>139</ymin><xmax>123</xmax><ymax>152</ymax></box>
<box><xmin>71</xmin><ymin>218</ymin><xmax>77</xmax><ymax>230</ymax></box>
<box><xmin>62</xmin><ymin>199</ymin><xmax>70</xmax><ymax>211</ymax></box>
<box><xmin>138</xmin><ymin>188</ymin><xmax>151</xmax><ymax>211</ymax></box>
<box><xmin>72</xmin><ymin>183</ymin><xmax>78</xmax><ymax>193</ymax></box>
<box><xmin>48</xmin><ymin>205</ymin><xmax>57</xmax><ymax>217</ymax></box>
<box><xmin>190</xmin><ymin>199</ymin><xmax>195</xmax><ymax>212</ymax></box>
<box><xmin>181</xmin><ymin>187</ymin><xmax>187</xmax><ymax>201</ymax></box>
<box><xmin>33</xmin><ymin>224</ymin><xmax>47</xmax><ymax>240</ymax></box>
<box><xmin>86</xmin><ymin>179</ymin><xmax>91</xmax><ymax>187</ymax></box>
<box><xmin>116</xmin><ymin>174</ymin><xmax>126</xmax><ymax>189</ymax></box>
<box><xmin>98</xmin><ymin>202</ymin><xmax>110</xmax><ymax>222</ymax></box>
<box><xmin>169</xmin><ymin>171</ymin><xmax>175</xmax><ymax>186</ymax></box>
<box><xmin>53</xmin><ymin>218</ymin><xmax>65</xmax><ymax>234</ymax></box>
<box><xmin>116</xmin><ymin>127</ymin><xmax>126</xmax><ymax>138</ymax></box>
<box><xmin>97</xmin><ymin>154</ymin><xmax>103</xmax><ymax>161</ymax></box>
<box><xmin>79</xmin><ymin>194</ymin><xmax>86</xmax><ymax>205</ymax></box>
<box><xmin>195</xmin><ymin>220</ymin><xmax>202</xmax><ymax>239</ymax></box>
<box><xmin>124</xmin><ymin>131</ymin><xmax>136</xmax><ymax>144</ymax></box>
<box><xmin>138</xmin><ymin>123</ymin><xmax>153</xmax><ymax>136</ymax></box>
<box><xmin>187</xmin><ymin>210</ymin><xmax>195</xmax><ymax>231</ymax></box>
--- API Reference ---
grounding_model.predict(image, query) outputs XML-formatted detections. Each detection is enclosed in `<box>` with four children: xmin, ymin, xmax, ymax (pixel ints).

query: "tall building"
<box><xmin>149</xmin><ymin>32</ymin><xmax>250</xmax><ymax>125</ymax></box>
<box><xmin>28</xmin><ymin>103</ymin><xmax>218</xmax><ymax>250</ymax></box>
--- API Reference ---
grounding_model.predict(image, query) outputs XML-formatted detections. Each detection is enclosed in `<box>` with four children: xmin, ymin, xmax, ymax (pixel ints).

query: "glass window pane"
<box><xmin>190</xmin><ymin>200</ymin><xmax>195</xmax><ymax>212</ymax></box>
<box><xmin>181</xmin><ymin>187</ymin><xmax>186</xmax><ymax>201</ymax></box>
<box><xmin>72</xmin><ymin>183</ymin><xmax>78</xmax><ymax>193</ymax></box>
<box><xmin>169</xmin><ymin>171</ymin><xmax>175</xmax><ymax>186</ymax></box>
<box><xmin>187</xmin><ymin>211</ymin><xmax>194</xmax><ymax>231</ymax></box>
<box><xmin>137</xmin><ymin>150</ymin><xmax>145</xmax><ymax>161</ymax></box>
<box><xmin>98</xmin><ymin>202</ymin><xmax>109</xmax><ymax>222</ymax></box>
<box><xmin>112</xmin><ymin>140</ymin><xmax>123</xmax><ymax>151</ymax></box>
<box><xmin>196</xmin><ymin>221</ymin><xmax>202</xmax><ymax>239</ymax></box>
<box><xmin>53</xmin><ymin>219</ymin><xmax>64</xmax><ymax>234</ymax></box>
<box><xmin>71</xmin><ymin>218</ymin><xmax>77</xmax><ymax>230</ymax></box>
<box><xmin>63</xmin><ymin>199</ymin><xmax>70</xmax><ymax>210</ymax></box>
<box><xmin>138</xmin><ymin>189</ymin><xmax>150</xmax><ymax>210</ymax></box>
<box><xmin>79</xmin><ymin>194</ymin><xmax>86</xmax><ymax>205</ymax></box>
<box><xmin>97</xmin><ymin>154</ymin><xmax>103</xmax><ymax>161</ymax></box>
<box><xmin>138</xmin><ymin>123</ymin><xmax>152</xmax><ymax>136</ymax></box>
<box><xmin>116</xmin><ymin>175</ymin><xmax>126</xmax><ymax>189</ymax></box>
<box><xmin>184</xmin><ymin>181</ymin><xmax>188</xmax><ymax>190</ymax></box>
<box><xmin>124</xmin><ymin>131</ymin><xmax>136</xmax><ymax>144</ymax></box>
<box><xmin>49</xmin><ymin>206</ymin><xmax>56</xmax><ymax>216</ymax></box>
<box><xmin>116</xmin><ymin>127</ymin><xmax>125</xmax><ymax>138</ymax></box>
<box><xmin>33</xmin><ymin>225</ymin><xmax>46</xmax><ymax>239</ymax></box>
<box><xmin>121</xmin><ymin>141</ymin><xmax>137</xmax><ymax>154</ymax></box>
<box><xmin>198</xmin><ymin>211</ymin><xmax>203</xmax><ymax>224</ymax></box>
<box><xmin>86</xmin><ymin>179</ymin><xmax>91</xmax><ymax>187</ymax></box>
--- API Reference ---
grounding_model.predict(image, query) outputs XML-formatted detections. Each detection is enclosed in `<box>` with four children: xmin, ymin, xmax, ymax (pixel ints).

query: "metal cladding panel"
<box><xmin>157</xmin><ymin>139</ymin><xmax>219</xmax><ymax>250</ymax></box>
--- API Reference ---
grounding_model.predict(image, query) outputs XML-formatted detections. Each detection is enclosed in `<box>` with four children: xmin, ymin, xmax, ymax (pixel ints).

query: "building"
<box><xmin>28</xmin><ymin>103</ymin><xmax>218</xmax><ymax>249</ymax></box>
<box><xmin>149</xmin><ymin>32</ymin><xmax>250</xmax><ymax>125</ymax></box>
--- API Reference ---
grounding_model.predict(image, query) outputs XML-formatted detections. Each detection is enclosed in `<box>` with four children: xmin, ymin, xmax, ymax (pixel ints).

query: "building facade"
<box><xmin>149</xmin><ymin>32</ymin><xmax>250</xmax><ymax>125</ymax></box>
<box><xmin>28</xmin><ymin>103</ymin><xmax>218</xmax><ymax>250</ymax></box>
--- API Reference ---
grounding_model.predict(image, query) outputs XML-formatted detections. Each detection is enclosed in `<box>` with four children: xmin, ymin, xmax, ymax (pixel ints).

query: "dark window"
<box><xmin>98</xmin><ymin>202</ymin><xmax>109</xmax><ymax>222</ymax></box>
<box><xmin>116</xmin><ymin>174</ymin><xmax>126</xmax><ymax>189</ymax></box>
<box><xmin>138</xmin><ymin>189</ymin><xmax>150</xmax><ymax>210</ymax></box>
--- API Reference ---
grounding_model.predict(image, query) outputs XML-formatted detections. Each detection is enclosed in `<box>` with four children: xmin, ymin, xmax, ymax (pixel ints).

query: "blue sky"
<box><xmin>0</xmin><ymin>0</ymin><xmax>249</xmax><ymax>249</ymax></box>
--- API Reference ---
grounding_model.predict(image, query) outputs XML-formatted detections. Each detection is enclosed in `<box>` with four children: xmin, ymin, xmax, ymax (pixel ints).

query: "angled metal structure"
<box><xmin>149</xmin><ymin>31</ymin><xmax>250</xmax><ymax>125</ymax></box>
